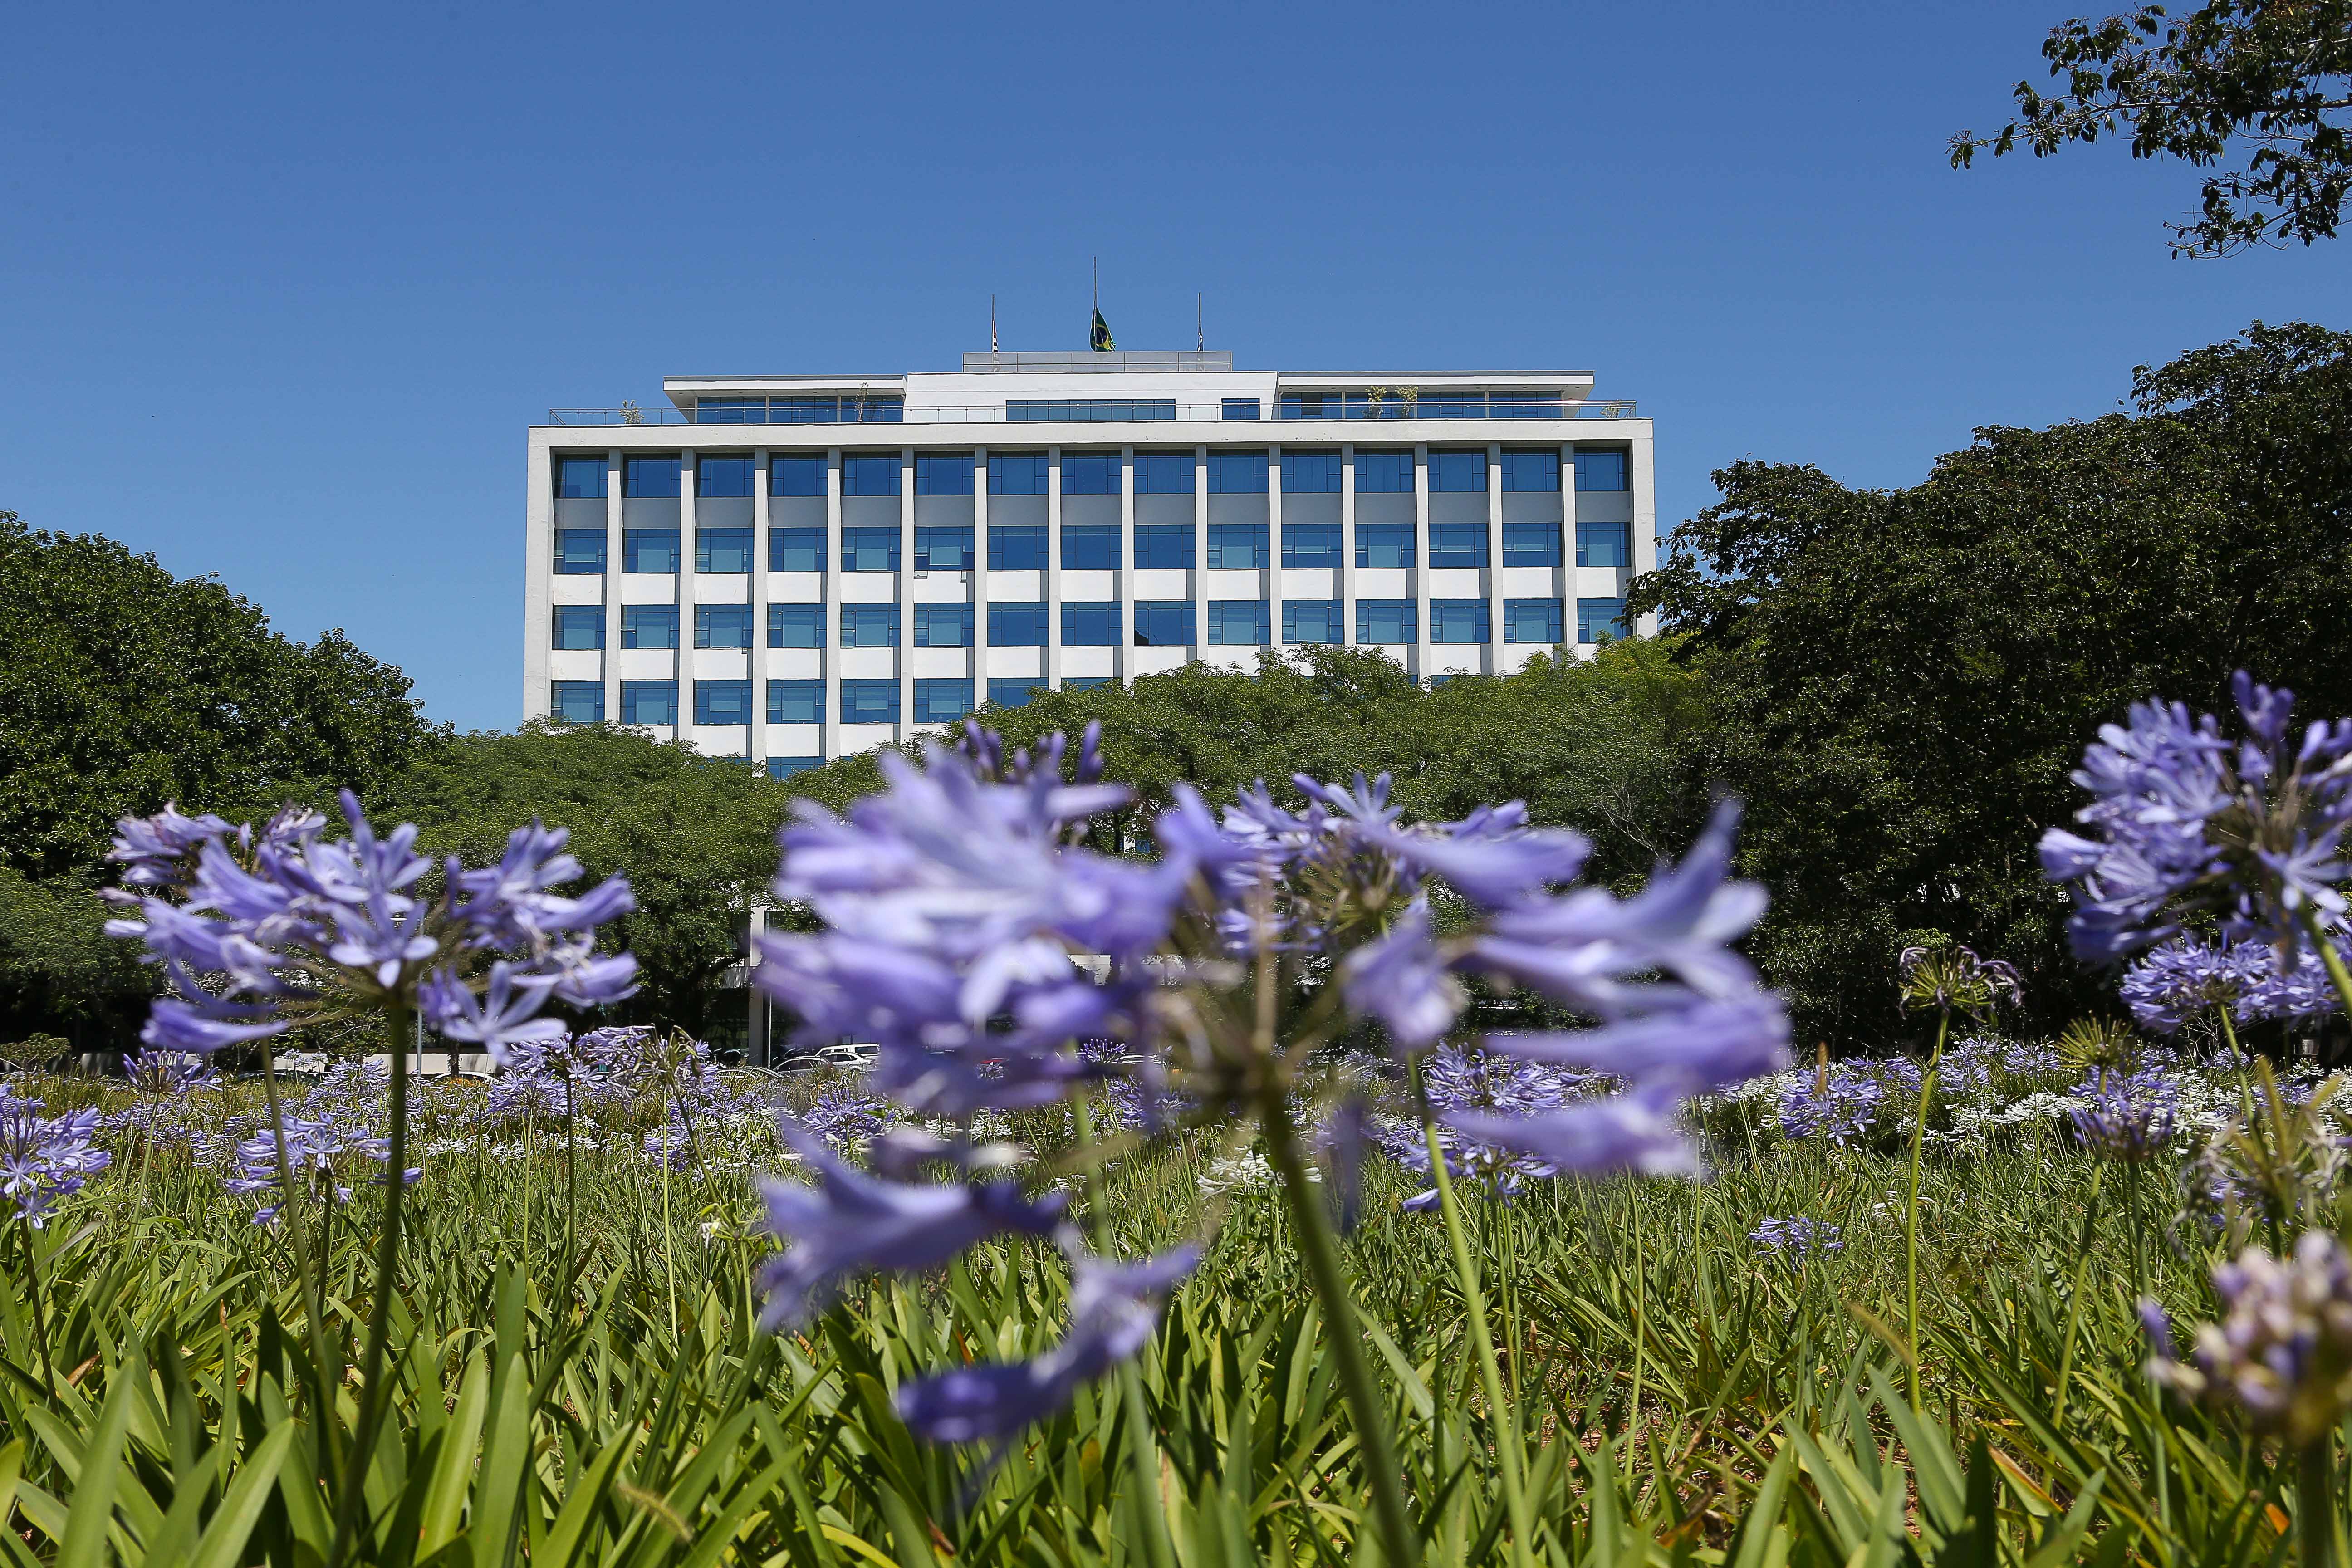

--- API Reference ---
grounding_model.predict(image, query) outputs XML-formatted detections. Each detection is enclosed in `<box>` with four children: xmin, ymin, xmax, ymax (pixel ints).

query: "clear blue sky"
<box><xmin>5</xmin><ymin>2</ymin><xmax>2346</xmax><ymax>733</ymax></box>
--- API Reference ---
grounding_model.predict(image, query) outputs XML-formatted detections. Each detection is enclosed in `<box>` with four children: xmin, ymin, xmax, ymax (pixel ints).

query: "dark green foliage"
<box><xmin>373</xmin><ymin>723</ymin><xmax>801</xmax><ymax>1038</ymax></box>
<box><xmin>1627</xmin><ymin>321</ymin><xmax>2352</xmax><ymax>1044</ymax></box>
<box><xmin>1952</xmin><ymin>0</ymin><xmax>2352</xmax><ymax>255</ymax></box>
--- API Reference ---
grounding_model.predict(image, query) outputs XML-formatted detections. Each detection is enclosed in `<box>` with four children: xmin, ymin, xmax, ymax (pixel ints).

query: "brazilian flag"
<box><xmin>1090</xmin><ymin>308</ymin><xmax>1115</xmax><ymax>352</ymax></box>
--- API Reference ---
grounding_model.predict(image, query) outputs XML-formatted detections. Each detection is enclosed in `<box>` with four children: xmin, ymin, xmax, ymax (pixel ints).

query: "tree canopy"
<box><xmin>1953</xmin><ymin>0</ymin><xmax>2352</xmax><ymax>255</ymax></box>
<box><xmin>1627</xmin><ymin>319</ymin><xmax>2352</xmax><ymax>1042</ymax></box>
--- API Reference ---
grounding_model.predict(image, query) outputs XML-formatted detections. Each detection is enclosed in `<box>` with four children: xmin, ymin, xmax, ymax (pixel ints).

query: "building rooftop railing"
<box><xmin>544</xmin><ymin>396</ymin><xmax>1639</xmax><ymax>428</ymax></box>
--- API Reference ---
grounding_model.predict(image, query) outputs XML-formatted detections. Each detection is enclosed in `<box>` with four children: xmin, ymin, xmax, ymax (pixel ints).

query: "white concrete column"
<box><xmin>1266</xmin><ymin>442</ymin><xmax>1283</xmax><ymax>659</ymax></box>
<box><xmin>822</xmin><ymin>448</ymin><xmax>842</xmax><ymax>763</ymax></box>
<box><xmin>1339</xmin><ymin>441</ymin><xmax>1357</xmax><ymax>650</ymax></box>
<box><xmin>679</xmin><ymin>448</ymin><xmax>698</xmax><ymax>746</ymax></box>
<box><xmin>750</xmin><ymin>446</ymin><xmax>769</xmax><ymax>769</ymax></box>
<box><xmin>1190</xmin><ymin>444</ymin><xmax>1206</xmax><ymax>662</ymax></box>
<box><xmin>1412</xmin><ymin>443</ymin><xmax>1431</xmax><ymax>684</ymax></box>
<box><xmin>897</xmin><ymin>446</ymin><xmax>915</xmax><ymax>741</ymax></box>
<box><xmin>523</xmin><ymin>440</ymin><xmax>553</xmax><ymax>721</ymax></box>
<box><xmin>1486</xmin><ymin>442</ymin><xmax>1504</xmax><ymax>675</ymax></box>
<box><xmin>970</xmin><ymin>446</ymin><xmax>989</xmax><ymax>715</ymax></box>
<box><xmin>1630</xmin><ymin>429</ymin><xmax>1659</xmax><ymax>633</ymax></box>
<box><xmin>1046</xmin><ymin>445</ymin><xmax>1064</xmax><ymax>690</ymax></box>
<box><xmin>605</xmin><ymin>449</ymin><xmax>623</xmax><ymax>726</ymax></box>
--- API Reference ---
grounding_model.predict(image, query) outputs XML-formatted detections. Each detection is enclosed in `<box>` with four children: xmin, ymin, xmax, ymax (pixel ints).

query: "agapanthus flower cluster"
<box><xmin>750</xmin><ymin>724</ymin><xmax>1789</xmax><ymax>1447</ymax></box>
<box><xmin>798</xmin><ymin>1083</ymin><xmax>893</xmax><ymax>1155</ymax></box>
<box><xmin>2149</xmin><ymin>1231</ymin><xmax>2352</xmax><ymax>1448</ymax></box>
<box><xmin>224</xmin><ymin>1111</ymin><xmax>402</xmax><ymax>1225</ymax></box>
<box><xmin>1777</xmin><ymin>1060</ymin><xmax>1920</xmax><ymax>1147</ymax></box>
<box><xmin>2043</xmin><ymin>672</ymin><xmax>2352</xmax><ymax>966</ymax></box>
<box><xmin>2069</xmin><ymin>1063</ymin><xmax>2180</xmax><ymax>1161</ymax></box>
<box><xmin>1897</xmin><ymin>942</ymin><xmax>2023</xmax><ymax>1021</ymax></box>
<box><xmin>103</xmin><ymin>795</ymin><xmax>637</xmax><ymax>1064</ymax></box>
<box><xmin>1936</xmin><ymin>1035</ymin><xmax>2062</xmax><ymax>1096</ymax></box>
<box><xmin>125</xmin><ymin>1047</ymin><xmax>217</xmax><ymax>1094</ymax></box>
<box><xmin>1750</xmin><ymin>1216</ymin><xmax>1842</xmax><ymax>1261</ymax></box>
<box><xmin>2120</xmin><ymin>939</ymin><xmax>2271</xmax><ymax>1033</ymax></box>
<box><xmin>0</xmin><ymin>1091</ymin><xmax>111</xmax><ymax>1226</ymax></box>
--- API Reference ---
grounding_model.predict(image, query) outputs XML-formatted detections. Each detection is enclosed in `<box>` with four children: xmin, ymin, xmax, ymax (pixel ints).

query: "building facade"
<box><xmin>522</xmin><ymin>350</ymin><xmax>1653</xmax><ymax>773</ymax></box>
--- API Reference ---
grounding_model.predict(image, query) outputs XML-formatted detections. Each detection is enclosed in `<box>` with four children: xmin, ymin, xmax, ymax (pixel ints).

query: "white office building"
<box><xmin>522</xmin><ymin>350</ymin><xmax>1653</xmax><ymax>774</ymax></box>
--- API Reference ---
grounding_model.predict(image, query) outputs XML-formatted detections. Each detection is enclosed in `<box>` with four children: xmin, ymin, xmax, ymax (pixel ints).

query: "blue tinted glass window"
<box><xmin>1063</xmin><ymin>602</ymin><xmax>1121</xmax><ymax>645</ymax></box>
<box><xmin>549</xmin><ymin>681</ymin><xmax>603</xmax><ymax>723</ymax></box>
<box><xmin>1136</xmin><ymin>453</ymin><xmax>1193</xmax><ymax>495</ymax></box>
<box><xmin>1575</xmin><ymin>520</ymin><xmax>1631</xmax><ymax>568</ymax></box>
<box><xmin>913</xmin><ymin>603</ymin><xmax>972</xmax><ymax>647</ymax></box>
<box><xmin>988</xmin><ymin>452</ymin><xmax>1048</xmax><ymax>495</ymax></box>
<box><xmin>768</xmin><ymin>603</ymin><xmax>823</xmax><ymax>647</ymax></box>
<box><xmin>623</xmin><ymin>529</ymin><xmax>681</xmax><ymax>573</ymax></box>
<box><xmin>1221</xmin><ymin>398</ymin><xmax>1261</xmax><ymax>421</ymax></box>
<box><xmin>1206</xmin><ymin>524</ymin><xmax>1268</xmax><ymax>570</ymax></box>
<box><xmin>767</xmin><ymin>755</ymin><xmax>823</xmax><ymax>778</ymax></box>
<box><xmin>1060</xmin><ymin>454</ymin><xmax>1118</xmax><ymax>495</ymax></box>
<box><xmin>623</xmin><ymin>455</ymin><xmax>681</xmax><ymax>498</ymax></box>
<box><xmin>1355</xmin><ymin>451</ymin><xmax>1414</xmax><ymax>493</ymax></box>
<box><xmin>1133</xmin><ymin>601</ymin><xmax>1196</xmax><ymax>647</ymax></box>
<box><xmin>915</xmin><ymin>454</ymin><xmax>974</xmax><ymax>495</ymax></box>
<box><xmin>554</xmin><ymin>530</ymin><xmax>607</xmax><ymax>574</ymax></box>
<box><xmin>619</xmin><ymin>680</ymin><xmax>678</xmax><ymax>725</ymax></box>
<box><xmin>1208</xmin><ymin>600</ymin><xmax>1269</xmax><ymax>646</ymax></box>
<box><xmin>1429</xmin><ymin>451</ymin><xmax>1488</xmax><ymax>493</ymax></box>
<box><xmin>913</xmin><ymin>526</ymin><xmax>973</xmax><ymax>570</ymax></box>
<box><xmin>987</xmin><ymin>677</ymin><xmax>1044</xmax><ymax>708</ymax></box>
<box><xmin>989</xmin><ymin>524</ymin><xmax>1046</xmax><ymax>569</ymax></box>
<box><xmin>694</xmin><ymin>679</ymin><xmax>752</xmax><ymax>724</ymax></box>
<box><xmin>1282</xmin><ymin>451</ymin><xmax>1343</xmax><ymax>493</ymax></box>
<box><xmin>1283</xmin><ymin>599</ymin><xmax>1342</xmax><ymax>644</ymax></box>
<box><xmin>1504</xmin><ymin>598</ymin><xmax>1564</xmax><ymax>644</ymax></box>
<box><xmin>769</xmin><ymin>527</ymin><xmax>824</xmax><ymax>572</ymax></box>
<box><xmin>1357</xmin><ymin>599</ymin><xmax>1416</xmax><ymax>644</ymax></box>
<box><xmin>771</xmin><ymin>396</ymin><xmax>839</xmax><ymax>424</ymax></box>
<box><xmin>557</xmin><ymin>456</ymin><xmax>607</xmax><ymax>498</ymax></box>
<box><xmin>1208</xmin><ymin>451</ymin><xmax>1269</xmax><ymax>494</ymax></box>
<box><xmin>1428</xmin><ymin>523</ymin><xmax>1488</xmax><ymax>568</ymax></box>
<box><xmin>620</xmin><ymin>605</ymin><xmax>678</xmax><ymax>649</ymax></box>
<box><xmin>766</xmin><ymin>680</ymin><xmax>823</xmax><ymax>724</ymax></box>
<box><xmin>840</xmin><ymin>679</ymin><xmax>900</xmax><ymax>723</ymax></box>
<box><xmin>1133</xmin><ymin>524</ymin><xmax>1196</xmax><ymax>569</ymax></box>
<box><xmin>770</xmin><ymin>455</ymin><xmax>826</xmax><ymax>496</ymax></box>
<box><xmin>1355</xmin><ymin>524</ymin><xmax>1415</xmax><ymax>568</ymax></box>
<box><xmin>552</xmin><ymin>607</ymin><xmax>604</xmax><ymax>649</ymax></box>
<box><xmin>697</xmin><ymin>456</ymin><xmax>756</xmax><ymax>498</ymax></box>
<box><xmin>1501</xmin><ymin>450</ymin><xmax>1560</xmax><ymax>492</ymax></box>
<box><xmin>1008</xmin><ymin>399</ymin><xmax>1173</xmax><ymax>421</ymax></box>
<box><xmin>841</xmin><ymin>527</ymin><xmax>900</xmax><ymax>571</ymax></box>
<box><xmin>1282</xmin><ymin>524</ymin><xmax>1341</xmax><ymax>568</ymax></box>
<box><xmin>845</xmin><ymin>395</ymin><xmax>904</xmax><ymax>423</ymax></box>
<box><xmin>694</xmin><ymin>398</ymin><xmax>765</xmax><ymax>425</ymax></box>
<box><xmin>1431</xmin><ymin>599</ymin><xmax>1490</xmax><ymax>644</ymax></box>
<box><xmin>694</xmin><ymin>604</ymin><xmax>752</xmax><ymax>648</ymax></box>
<box><xmin>914</xmin><ymin>679</ymin><xmax>974</xmax><ymax>723</ymax></box>
<box><xmin>841</xmin><ymin>605</ymin><xmax>900</xmax><ymax>647</ymax></box>
<box><xmin>1061</xmin><ymin>524</ymin><xmax>1121</xmax><ymax>569</ymax></box>
<box><xmin>1577</xmin><ymin>597</ymin><xmax>1630</xmax><ymax>642</ymax></box>
<box><xmin>1502</xmin><ymin>522</ymin><xmax>1561</xmax><ymax>567</ymax></box>
<box><xmin>989</xmin><ymin>602</ymin><xmax>1048</xmax><ymax>646</ymax></box>
<box><xmin>695</xmin><ymin>527</ymin><xmax>753</xmax><ymax>573</ymax></box>
<box><xmin>1574</xmin><ymin>450</ymin><xmax>1628</xmax><ymax>492</ymax></box>
<box><xmin>843</xmin><ymin>456</ymin><xmax>901</xmax><ymax>496</ymax></box>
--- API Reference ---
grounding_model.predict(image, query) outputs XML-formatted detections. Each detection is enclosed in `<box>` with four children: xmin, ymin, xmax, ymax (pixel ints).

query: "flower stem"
<box><xmin>1412</xmin><ymin>1058</ymin><xmax>1534</xmax><ymax>1568</ymax></box>
<box><xmin>1905</xmin><ymin>1008</ymin><xmax>1950</xmax><ymax>1409</ymax></box>
<box><xmin>2216</xmin><ymin>1006</ymin><xmax>2259</xmax><ymax>1126</ymax></box>
<box><xmin>1075</xmin><ymin>1098</ymin><xmax>1177</xmax><ymax>1568</ymax></box>
<box><xmin>327</xmin><ymin>1004</ymin><xmax>413</xmax><ymax>1568</ymax></box>
<box><xmin>2052</xmin><ymin>1164</ymin><xmax>2102</xmax><ymax>1430</ymax></box>
<box><xmin>2301</xmin><ymin>1438</ymin><xmax>2337</xmax><ymax>1568</ymax></box>
<box><xmin>260</xmin><ymin>1043</ymin><xmax>340</xmax><ymax>1471</ymax></box>
<box><xmin>2308</xmin><ymin>908</ymin><xmax>2352</xmax><ymax>1024</ymax></box>
<box><xmin>1263</xmin><ymin>1093</ymin><xmax>1418</xmax><ymax>1567</ymax></box>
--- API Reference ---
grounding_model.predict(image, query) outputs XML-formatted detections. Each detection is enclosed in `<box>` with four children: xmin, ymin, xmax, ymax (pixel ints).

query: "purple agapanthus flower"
<box><xmin>2044</xmin><ymin>672</ymin><xmax>2352</xmax><ymax>965</ymax></box>
<box><xmin>0</xmin><ymin>1095</ymin><xmax>111</xmax><ymax>1226</ymax></box>
<box><xmin>2069</xmin><ymin>1064</ymin><xmax>2180</xmax><ymax>1162</ymax></box>
<box><xmin>103</xmin><ymin>793</ymin><xmax>637</xmax><ymax>1066</ymax></box>
<box><xmin>1778</xmin><ymin>1066</ymin><xmax>1891</xmax><ymax>1146</ymax></box>
<box><xmin>1339</xmin><ymin>898</ymin><xmax>1463</xmax><ymax>1050</ymax></box>
<box><xmin>2119</xmin><ymin>939</ymin><xmax>2273</xmax><ymax>1032</ymax></box>
<box><xmin>895</xmin><ymin>1238</ymin><xmax>1200</xmax><ymax>1444</ymax></box>
<box><xmin>755</xmin><ymin>1117</ymin><xmax>1068</xmax><ymax>1326</ymax></box>
<box><xmin>1751</xmin><ymin>1216</ymin><xmax>1842</xmax><ymax>1261</ymax></box>
<box><xmin>2151</xmin><ymin>1231</ymin><xmax>2352</xmax><ymax>1447</ymax></box>
<box><xmin>224</xmin><ymin>1111</ymin><xmax>396</xmax><ymax>1226</ymax></box>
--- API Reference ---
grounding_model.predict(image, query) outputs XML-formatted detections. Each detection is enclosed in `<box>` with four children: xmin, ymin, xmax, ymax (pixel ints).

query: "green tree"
<box><xmin>1952</xmin><ymin>0</ymin><xmax>2352</xmax><ymax>255</ymax></box>
<box><xmin>375</xmin><ymin>723</ymin><xmax>797</xmax><ymax>1039</ymax></box>
<box><xmin>1627</xmin><ymin>320</ymin><xmax>2352</xmax><ymax>1042</ymax></box>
